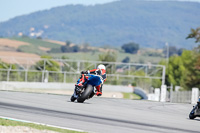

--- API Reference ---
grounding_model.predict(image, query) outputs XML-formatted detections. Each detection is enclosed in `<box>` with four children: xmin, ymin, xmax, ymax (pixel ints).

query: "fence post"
<box><xmin>25</xmin><ymin>70</ymin><xmax>28</xmax><ymax>82</ymax></box>
<box><xmin>77</xmin><ymin>61</ymin><xmax>80</xmax><ymax>73</ymax></box>
<box><xmin>64</xmin><ymin>72</ymin><xmax>66</xmax><ymax>83</ymax></box>
<box><xmin>42</xmin><ymin>70</ymin><xmax>44</xmax><ymax>82</ymax></box>
<box><xmin>44</xmin><ymin>70</ymin><xmax>49</xmax><ymax>83</ymax></box>
<box><xmin>170</xmin><ymin>84</ymin><xmax>173</xmax><ymax>102</ymax></box>
<box><xmin>7</xmin><ymin>69</ymin><xmax>10</xmax><ymax>82</ymax></box>
<box><xmin>160</xmin><ymin>85</ymin><xmax>167</xmax><ymax>102</ymax></box>
<box><xmin>191</xmin><ymin>88</ymin><xmax>199</xmax><ymax>104</ymax></box>
<box><xmin>162</xmin><ymin>66</ymin><xmax>165</xmax><ymax>85</ymax></box>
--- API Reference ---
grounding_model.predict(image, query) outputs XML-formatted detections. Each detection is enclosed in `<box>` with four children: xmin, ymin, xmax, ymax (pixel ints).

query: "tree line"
<box><xmin>156</xmin><ymin>27</ymin><xmax>200</xmax><ymax>90</ymax></box>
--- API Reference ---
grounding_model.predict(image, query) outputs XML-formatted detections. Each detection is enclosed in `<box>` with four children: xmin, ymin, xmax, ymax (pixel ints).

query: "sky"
<box><xmin>0</xmin><ymin>0</ymin><xmax>200</xmax><ymax>22</ymax></box>
<box><xmin>0</xmin><ymin>0</ymin><xmax>117</xmax><ymax>22</ymax></box>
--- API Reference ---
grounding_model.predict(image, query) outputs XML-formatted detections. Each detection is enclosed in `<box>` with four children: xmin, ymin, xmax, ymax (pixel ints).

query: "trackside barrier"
<box><xmin>133</xmin><ymin>87</ymin><xmax>148</xmax><ymax>100</ymax></box>
<box><xmin>0</xmin><ymin>81</ymin><xmax>133</xmax><ymax>93</ymax></box>
<box><xmin>191</xmin><ymin>88</ymin><xmax>199</xmax><ymax>104</ymax></box>
<box><xmin>154</xmin><ymin>88</ymin><xmax>160</xmax><ymax>101</ymax></box>
<box><xmin>171</xmin><ymin>91</ymin><xmax>192</xmax><ymax>103</ymax></box>
<box><xmin>160</xmin><ymin>85</ymin><xmax>167</xmax><ymax>102</ymax></box>
<box><xmin>148</xmin><ymin>87</ymin><xmax>199</xmax><ymax>104</ymax></box>
<box><xmin>148</xmin><ymin>88</ymin><xmax>160</xmax><ymax>101</ymax></box>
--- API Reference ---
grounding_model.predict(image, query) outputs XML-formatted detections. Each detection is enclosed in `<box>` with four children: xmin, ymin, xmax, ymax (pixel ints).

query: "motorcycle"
<box><xmin>70</xmin><ymin>73</ymin><xmax>103</xmax><ymax>103</ymax></box>
<box><xmin>189</xmin><ymin>98</ymin><xmax>200</xmax><ymax>119</ymax></box>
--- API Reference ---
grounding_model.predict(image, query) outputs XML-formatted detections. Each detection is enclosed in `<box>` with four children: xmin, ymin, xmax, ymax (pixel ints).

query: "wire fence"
<box><xmin>170</xmin><ymin>91</ymin><xmax>192</xmax><ymax>103</ymax></box>
<box><xmin>0</xmin><ymin>57</ymin><xmax>165</xmax><ymax>91</ymax></box>
<box><xmin>0</xmin><ymin>69</ymin><xmax>163</xmax><ymax>87</ymax></box>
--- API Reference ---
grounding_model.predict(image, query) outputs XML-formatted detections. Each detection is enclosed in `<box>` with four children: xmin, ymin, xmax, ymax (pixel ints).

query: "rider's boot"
<box><xmin>95</xmin><ymin>85</ymin><xmax>102</xmax><ymax>96</ymax></box>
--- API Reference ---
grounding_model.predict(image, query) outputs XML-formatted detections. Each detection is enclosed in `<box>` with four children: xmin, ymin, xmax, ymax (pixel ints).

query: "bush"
<box><xmin>122</xmin><ymin>42</ymin><xmax>139</xmax><ymax>54</ymax></box>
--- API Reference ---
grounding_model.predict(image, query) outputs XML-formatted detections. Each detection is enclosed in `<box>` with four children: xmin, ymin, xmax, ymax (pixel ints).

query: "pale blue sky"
<box><xmin>0</xmin><ymin>0</ymin><xmax>117</xmax><ymax>22</ymax></box>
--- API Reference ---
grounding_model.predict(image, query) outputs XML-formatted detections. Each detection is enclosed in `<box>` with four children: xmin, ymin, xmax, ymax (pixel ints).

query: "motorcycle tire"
<box><xmin>189</xmin><ymin>105</ymin><xmax>197</xmax><ymax>119</ymax></box>
<box><xmin>189</xmin><ymin>113</ymin><xmax>196</xmax><ymax>119</ymax></box>
<box><xmin>70</xmin><ymin>95</ymin><xmax>76</xmax><ymax>102</ymax></box>
<box><xmin>77</xmin><ymin>84</ymin><xmax>93</xmax><ymax>103</ymax></box>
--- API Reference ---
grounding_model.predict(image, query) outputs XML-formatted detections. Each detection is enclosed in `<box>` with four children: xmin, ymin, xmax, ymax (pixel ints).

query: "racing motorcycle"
<box><xmin>70</xmin><ymin>73</ymin><xmax>103</xmax><ymax>103</ymax></box>
<box><xmin>189</xmin><ymin>98</ymin><xmax>200</xmax><ymax>119</ymax></box>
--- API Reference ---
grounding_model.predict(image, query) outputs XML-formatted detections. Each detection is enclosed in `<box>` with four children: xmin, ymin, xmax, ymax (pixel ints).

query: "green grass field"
<box><xmin>10</xmin><ymin>37</ymin><xmax>61</xmax><ymax>48</ymax></box>
<box><xmin>0</xmin><ymin>118</ymin><xmax>84</xmax><ymax>133</ymax></box>
<box><xmin>8</xmin><ymin>37</ymin><xmax>164</xmax><ymax>64</ymax></box>
<box><xmin>50</xmin><ymin>51</ymin><xmax>164</xmax><ymax>64</ymax></box>
<box><xmin>123</xmin><ymin>93</ymin><xmax>142</xmax><ymax>100</ymax></box>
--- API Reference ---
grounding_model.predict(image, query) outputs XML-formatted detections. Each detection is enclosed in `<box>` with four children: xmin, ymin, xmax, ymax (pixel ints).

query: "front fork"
<box><xmin>73</xmin><ymin>85</ymin><xmax>83</xmax><ymax>98</ymax></box>
<box><xmin>191</xmin><ymin>102</ymin><xmax>200</xmax><ymax>115</ymax></box>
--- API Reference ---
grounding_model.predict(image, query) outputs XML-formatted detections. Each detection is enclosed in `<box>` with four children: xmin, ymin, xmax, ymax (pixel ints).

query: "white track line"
<box><xmin>0</xmin><ymin>116</ymin><xmax>85</xmax><ymax>132</ymax></box>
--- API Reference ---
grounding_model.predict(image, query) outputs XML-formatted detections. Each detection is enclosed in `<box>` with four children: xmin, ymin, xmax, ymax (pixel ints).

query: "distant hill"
<box><xmin>0</xmin><ymin>0</ymin><xmax>200</xmax><ymax>49</ymax></box>
<box><xmin>0</xmin><ymin>37</ymin><xmax>65</xmax><ymax>55</ymax></box>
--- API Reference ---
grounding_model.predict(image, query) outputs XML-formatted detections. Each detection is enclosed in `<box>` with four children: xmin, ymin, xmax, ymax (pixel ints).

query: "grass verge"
<box><xmin>0</xmin><ymin>118</ymin><xmax>85</xmax><ymax>133</ymax></box>
<box><xmin>123</xmin><ymin>93</ymin><xmax>141</xmax><ymax>100</ymax></box>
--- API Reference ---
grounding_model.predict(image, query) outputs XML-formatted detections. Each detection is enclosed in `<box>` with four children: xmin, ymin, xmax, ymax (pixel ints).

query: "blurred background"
<box><xmin>0</xmin><ymin>0</ymin><xmax>200</xmax><ymax>102</ymax></box>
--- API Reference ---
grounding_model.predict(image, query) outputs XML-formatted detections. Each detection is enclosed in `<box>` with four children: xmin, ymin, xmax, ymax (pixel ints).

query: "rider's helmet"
<box><xmin>97</xmin><ymin>64</ymin><xmax>106</xmax><ymax>70</ymax></box>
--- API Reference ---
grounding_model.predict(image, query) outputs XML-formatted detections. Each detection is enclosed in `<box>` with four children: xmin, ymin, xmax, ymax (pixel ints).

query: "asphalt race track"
<box><xmin>0</xmin><ymin>91</ymin><xmax>199</xmax><ymax>133</ymax></box>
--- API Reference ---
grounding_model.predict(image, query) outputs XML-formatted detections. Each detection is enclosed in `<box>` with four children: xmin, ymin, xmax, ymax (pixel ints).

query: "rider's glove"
<box><xmin>81</xmin><ymin>71</ymin><xmax>88</xmax><ymax>74</ymax></box>
<box><xmin>95</xmin><ymin>70</ymin><xmax>101</xmax><ymax>75</ymax></box>
<box><xmin>96</xmin><ymin>91</ymin><xmax>102</xmax><ymax>96</ymax></box>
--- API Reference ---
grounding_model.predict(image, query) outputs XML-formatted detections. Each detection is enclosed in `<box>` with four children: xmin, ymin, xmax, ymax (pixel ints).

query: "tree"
<box><xmin>98</xmin><ymin>51</ymin><xmax>117</xmax><ymax>62</ymax></box>
<box><xmin>163</xmin><ymin>46</ymin><xmax>177</xmax><ymax>57</ymax></box>
<box><xmin>122</xmin><ymin>56</ymin><xmax>130</xmax><ymax>63</ymax></box>
<box><xmin>61</xmin><ymin>44</ymin><xmax>80</xmax><ymax>53</ymax></box>
<box><xmin>35</xmin><ymin>55</ymin><xmax>60</xmax><ymax>71</ymax></box>
<box><xmin>0</xmin><ymin>60</ymin><xmax>18</xmax><ymax>81</ymax></box>
<box><xmin>121</xmin><ymin>42</ymin><xmax>139</xmax><ymax>54</ymax></box>
<box><xmin>72</xmin><ymin>45</ymin><xmax>80</xmax><ymax>52</ymax></box>
<box><xmin>163</xmin><ymin>46</ymin><xmax>185</xmax><ymax>57</ymax></box>
<box><xmin>186</xmin><ymin>27</ymin><xmax>200</xmax><ymax>43</ymax></box>
<box><xmin>177</xmin><ymin>48</ymin><xmax>185</xmax><ymax>56</ymax></box>
<box><xmin>61</xmin><ymin>44</ymin><xmax>71</xmax><ymax>52</ymax></box>
<box><xmin>159</xmin><ymin>50</ymin><xmax>198</xmax><ymax>90</ymax></box>
<box><xmin>186</xmin><ymin>27</ymin><xmax>200</xmax><ymax>52</ymax></box>
<box><xmin>66</xmin><ymin>40</ymin><xmax>71</xmax><ymax>46</ymax></box>
<box><xmin>98</xmin><ymin>51</ymin><xmax>117</xmax><ymax>74</ymax></box>
<box><xmin>184</xmin><ymin>53</ymin><xmax>200</xmax><ymax>89</ymax></box>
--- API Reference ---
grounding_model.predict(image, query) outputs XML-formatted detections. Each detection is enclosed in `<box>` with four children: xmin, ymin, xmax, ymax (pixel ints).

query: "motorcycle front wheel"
<box><xmin>189</xmin><ymin>113</ymin><xmax>196</xmax><ymax>119</ymax></box>
<box><xmin>70</xmin><ymin>95</ymin><xmax>76</xmax><ymax>102</ymax></box>
<box><xmin>189</xmin><ymin>105</ymin><xmax>197</xmax><ymax>119</ymax></box>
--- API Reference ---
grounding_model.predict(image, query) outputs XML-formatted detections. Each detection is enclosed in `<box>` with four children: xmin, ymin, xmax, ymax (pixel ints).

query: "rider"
<box><xmin>76</xmin><ymin>64</ymin><xmax>106</xmax><ymax>96</ymax></box>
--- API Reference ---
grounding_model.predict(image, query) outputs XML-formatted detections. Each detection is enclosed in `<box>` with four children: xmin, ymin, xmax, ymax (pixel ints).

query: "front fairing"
<box><xmin>86</xmin><ymin>74</ymin><xmax>103</xmax><ymax>86</ymax></box>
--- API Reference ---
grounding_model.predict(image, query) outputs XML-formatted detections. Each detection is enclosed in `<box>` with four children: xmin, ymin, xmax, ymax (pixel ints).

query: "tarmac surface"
<box><xmin>0</xmin><ymin>91</ymin><xmax>199</xmax><ymax>133</ymax></box>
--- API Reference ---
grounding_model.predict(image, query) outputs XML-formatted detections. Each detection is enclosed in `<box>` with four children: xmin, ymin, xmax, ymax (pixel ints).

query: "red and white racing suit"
<box><xmin>77</xmin><ymin>69</ymin><xmax>106</xmax><ymax>96</ymax></box>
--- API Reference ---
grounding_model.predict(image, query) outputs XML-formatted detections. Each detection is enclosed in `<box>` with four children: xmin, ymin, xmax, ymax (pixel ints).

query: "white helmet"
<box><xmin>97</xmin><ymin>64</ymin><xmax>106</xmax><ymax>70</ymax></box>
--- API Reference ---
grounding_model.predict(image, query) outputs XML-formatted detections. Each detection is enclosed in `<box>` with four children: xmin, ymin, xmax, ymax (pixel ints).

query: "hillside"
<box><xmin>0</xmin><ymin>37</ymin><xmax>164</xmax><ymax>64</ymax></box>
<box><xmin>0</xmin><ymin>0</ymin><xmax>199</xmax><ymax>49</ymax></box>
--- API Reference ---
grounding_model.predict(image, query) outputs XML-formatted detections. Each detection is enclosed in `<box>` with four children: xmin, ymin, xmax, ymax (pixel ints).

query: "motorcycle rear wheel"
<box><xmin>77</xmin><ymin>85</ymin><xmax>93</xmax><ymax>103</ymax></box>
<box><xmin>70</xmin><ymin>95</ymin><xmax>76</xmax><ymax>102</ymax></box>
